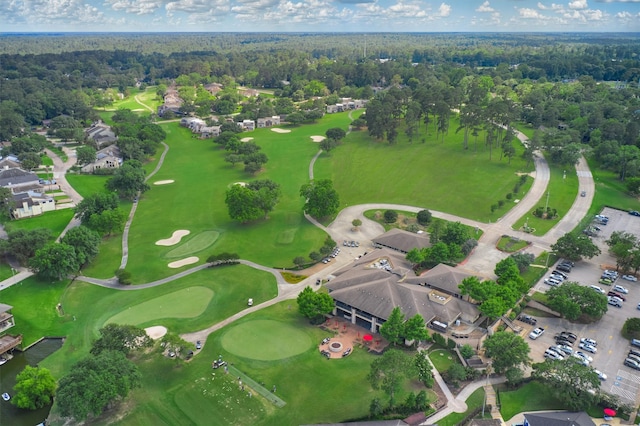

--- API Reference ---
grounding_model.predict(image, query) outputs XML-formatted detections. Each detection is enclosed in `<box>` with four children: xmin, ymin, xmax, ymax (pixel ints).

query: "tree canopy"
<box><xmin>367</xmin><ymin>348</ymin><xmax>416</xmax><ymax>407</ymax></box>
<box><xmin>90</xmin><ymin>323</ymin><xmax>153</xmax><ymax>356</ymax></box>
<box><xmin>106</xmin><ymin>160</ymin><xmax>150</xmax><ymax>200</ymax></box>
<box><xmin>296</xmin><ymin>286</ymin><xmax>334</xmax><ymax>324</ymax></box>
<box><xmin>546</xmin><ymin>281</ymin><xmax>608</xmax><ymax>320</ymax></box>
<box><xmin>12</xmin><ymin>366</ymin><xmax>56</xmax><ymax>410</ymax></box>
<box><xmin>300</xmin><ymin>179</ymin><xmax>340</xmax><ymax>219</ymax></box>
<box><xmin>483</xmin><ymin>331</ymin><xmax>530</xmax><ymax>373</ymax></box>
<box><xmin>551</xmin><ymin>233</ymin><xmax>601</xmax><ymax>261</ymax></box>
<box><xmin>532</xmin><ymin>359</ymin><xmax>600</xmax><ymax>411</ymax></box>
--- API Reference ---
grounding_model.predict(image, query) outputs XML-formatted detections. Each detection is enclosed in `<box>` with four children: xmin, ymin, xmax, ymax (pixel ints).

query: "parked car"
<box><xmin>554</xmin><ymin>344</ymin><xmax>573</xmax><ymax>355</ymax></box>
<box><xmin>545</xmin><ymin>350</ymin><xmax>564</xmax><ymax>360</ymax></box>
<box><xmin>579</xmin><ymin>342</ymin><xmax>597</xmax><ymax>353</ymax></box>
<box><xmin>550</xmin><ymin>274</ymin><xmax>565</xmax><ymax>282</ymax></box>
<box><xmin>196</xmin><ymin>341</ymin><xmax>202</xmax><ymax>350</ymax></box>
<box><xmin>613</xmin><ymin>284</ymin><xmax>629</xmax><ymax>294</ymax></box>
<box><xmin>544</xmin><ymin>278</ymin><xmax>561</xmax><ymax>286</ymax></box>
<box><xmin>622</xmin><ymin>274</ymin><xmax>638</xmax><ymax>282</ymax></box>
<box><xmin>627</xmin><ymin>354</ymin><xmax>640</xmax><ymax>364</ymax></box>
<box><xmin>517</xmin><ymin>314</ymin><xmax>537</xmax><ymax>325</ymax></box>
<box><xmin>599</xmin><ymin>278</ymin><xmax>613</xmax><ymax>285</ymax></box>
<box><xmin>575</xmin><ymin>351</ymin><xmax>593</xmax><ymax>362</ymax></box>
<box><xmin>632</xmin><ymin>339</ymin><xmax>640</xmax><ymax>348</ymax></box>
<box><xmin>629</xmin><ymin>210</ymin><xmax>640</xmax><ymax>217</ymax></box>
<box><xmin>629</xmin><ymin>349</ymin><xmax>640</xmax><ymax>358</ymax></box>
<box><xmin>529</xmin><ymin>327</ymin><xmax>545</xmax><ymax>340</ymax></box>
<box><xmin>607</xmin><ymin>291</ymin><xmax>626</xmax><ymax>301</ymax></box>
<box><xmin>556</xmin><ymin>264</ymin><xmax>572</xmax><ymax>273</ymax></box>
<box><xmin>593</xmin><ymin>369</ymin><xmax>607</xmax><ymax>380</ymax></box>
<box><xmin>608</xmin><ymin>296</ymin><xmax>623</xmax><ymax>307</ymax></box>
<box><xmin>590</xmin><ymin>285</ymin><xmax>605</xmax><ymax>294</ymax></box>
<box><xmin>570</xmin><ymin>355</ymin><xmax>589</xmax><ymax>366</ymax></box>
<box><xmin>560</xmin><ymin>331</ymin><xmax>577</xmax><ymax>342</ymax></box>
<box><xmin>552</xmin><ymin>270</ymin><xmax>569</xmax><ymax>279</ymax></box>
<box><xmin>580</xmin><ymin>338</ymin><xmax>597</xmax><ymax>346</ymax></box>
<box><xmin>555</xmin><ymin>336</ymin><xmax>574</xmax><ymax>347</ymax></box>
<box><xmin>624</xmin><ymin>358</ymin><xmax>640</xmax><ymax>370</ymax></box>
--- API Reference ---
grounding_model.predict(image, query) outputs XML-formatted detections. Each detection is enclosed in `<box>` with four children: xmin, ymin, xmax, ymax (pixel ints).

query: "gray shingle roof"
<box><xmin>0</xmin><ymin>168</ymin><xmax>39</xmax><ymax>187</ymax></box>
<box><xmin>372</xmin><ymin>228</ymin><xmax>431</xmax><ymax>253</ymax></box>
<box><xmin>524</xmin><ymin>411</ymin><xmax>596</xmax><ymax>426</ymax></box>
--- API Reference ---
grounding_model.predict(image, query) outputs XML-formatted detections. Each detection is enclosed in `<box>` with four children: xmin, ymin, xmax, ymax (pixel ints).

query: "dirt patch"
<box><xmin>156</xmin><ymin>230</ymin><xmax>190</xmax><ymax>246</ymax></box>
<box><xmin>271</xmin><ymin>128</ymin><xmax>291</xmax><ymax>134</ymax></box>
<box><xmin>241</xmin><ymin>137</ymin><xmax>254</xmax><ymax>142</ymax></box>
<box><xmin>154</xmin><ymin>179</ymin><xmax>175</xmax><ymax>185</ymax></box>
<box><xmin>168</xmin><ymin>256</ymin><xmax>199</xmax><ymax>268</ymax></box>
<box><xmin>310</xmin><ymin>135</ymin><xmax>325</xmax><ymax>142</ymax></box>
<box><xmin>145</xmin><ymin>325</ymin><xmax>168</xmax><ymax>340</ymax></box>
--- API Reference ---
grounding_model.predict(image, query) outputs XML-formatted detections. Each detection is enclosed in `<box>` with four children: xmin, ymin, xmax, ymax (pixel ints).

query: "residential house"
<box><xmin>199</xmin><ymin>126</ymin><xmax>221</xmax><ymax>138</ymax></box>
<box><xmin>239</xmin><ymin>88</ymin><xmax>259</xmax><ymax>97</ymax></box>
<box><xmin>256</xmin><ymin>116</ymin><xmax>281</xmax><ymax>128</ymax></box>
<box><xmin>372</xmin><ymin>228</ymin><xmax>431</xmax><ymax>254</ymax></box>
<box><xmin>180</xmin><ymin>117</ymin><xmax>207</xmax><ymax>132</ymax></box>
<box><xmin>157</xmin><ymin>87</ymin><xmax>184</xmax><ymax>117</ymax></box>
<box><xmin>204</xmin><ymin>83</ymin><xmax>223</xmax><ymax>96</ymax></box>
<box><xmin>0</xmin><ymin>155</ymin><xmax>21</xmax><ymax>170</ymax></box>
<box><xmin>325</xmin><ymin>248</ymin><xmax>481</xmax><ymax>333</ymax></box>
<box><xmin>0</xmin><ymin>168</ymin><xmax>42</xmax><ymax>194</ymax></box>
<box><xmin>85</xmin><ymin>121</ymin><xmax>117</xmax><ymax>147</ymax></box>
<box><xmin>0</xmin><ymin>304</ymin><xmax>23</xmax><ymax>357</ymax></box>
<box><xmin>81</xmin><ymin>146</ymin><xmax>123</xmax><ymax>173</ymax></box>
<box><xmin>237</xmin><ymin>119</ymin><xmax>256</xmax><ymax>131</ymax></box>
<box><xmin>11</xmin><ymin>191</ymin><xmax>55</xmax><ymax>219</ymax></box>
<box><xmin>522</xmin><ymin>412</ymin><xmax>595</xmax><ymax>426</ymax></box>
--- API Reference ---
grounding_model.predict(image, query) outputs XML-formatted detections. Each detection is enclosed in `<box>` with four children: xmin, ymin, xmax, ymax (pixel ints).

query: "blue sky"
<box><xmin>1</xmin><ymin>0</ymin><xmax>639</xmax><ymax>32</ymax></box>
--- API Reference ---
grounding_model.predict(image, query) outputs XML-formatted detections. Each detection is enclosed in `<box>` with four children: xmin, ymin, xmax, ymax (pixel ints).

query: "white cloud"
<box><xmin>518</xmin><ymin>8</ymin><xmax>547</xmax><ymax>18</ymax></box>
<box><xmin>438</xmin><ymin>2</ymin><xmax>451</xmax><ymax>17</ymax></box>
<box><xmin>537</xmin><ymin>2</ymin><xmax>548</xmax><ymax>9</ymax></box>
<box><xmin>568</xmin><ymin>0</ymin><xmax>588</xmax><ymax>9</ymax></box>
<box><xmin>476</xmin><ymin>1</ymin><xmax>494</xmax><ymax>12</ymax></box>
<box><xmin>106</xmin><ymin>0</ymin><xmax>163</xmax><ymax>15</ymax></box>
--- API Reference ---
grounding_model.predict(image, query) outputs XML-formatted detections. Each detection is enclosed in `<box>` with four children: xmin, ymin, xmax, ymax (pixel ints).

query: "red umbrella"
<box><xmin>363</xmin><ymin>334</ymin><xmax>373</xmax><ymax>342</ymax></box>
<box><xmin>604</xmin><ymin>408</ymin><xmax>616</xmax><ymax>417</ymax></box>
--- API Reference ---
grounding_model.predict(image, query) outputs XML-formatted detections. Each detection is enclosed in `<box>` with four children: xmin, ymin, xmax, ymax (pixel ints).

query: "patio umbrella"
<box><xmin>363</xmin><ymin>334</ymin><xmax>373</xmax><ymax>342</ymax></box>
<box><xmin>603</xmin><ymin>408</ymin><xmax>616</xmax><ymax>417</ymax></box>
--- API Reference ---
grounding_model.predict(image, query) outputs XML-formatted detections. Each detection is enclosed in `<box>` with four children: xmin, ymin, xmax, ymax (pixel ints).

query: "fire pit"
<box><xmin>329</xmin><ymin>341</ymin><xmax>343</xmax><ymax>353</ymax></box>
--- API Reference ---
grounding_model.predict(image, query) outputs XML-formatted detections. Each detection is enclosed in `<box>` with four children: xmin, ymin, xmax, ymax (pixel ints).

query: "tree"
<box><xmin>293</xmin><ymin>256</ymin><xmax>306</xmax><ymax>268</ymax></box>
<box><xmin>417</xmin><ymin>209</ymin><xmax>432</xmax><ymax>226</ymax></box>
<box><xmin>30</xmin><ymin>243</ymin><xmax>79</xmax><ymax>280</ymax></box>
<box><xmin>325</xmin><ymin>127</ymin><xmax>346</xmax><ymax>141</ymax></box>
<box><xmin>300</xmin><ymin>179</ymin><xmax>339</xmax><ymax>218</ymax></box>
<box><xmin>2</xmin><ymin>228</ymin><xmax>51</xmax><ymax>265</ymax></box>
<box><xmin>546</xmin><ymin>281</ymin><xmax>608</xmax><ymax>320</ymax></box>
<box><xmin>460</xmin><ymin>344</ymin><xmax>475</xmax><ymax>359</ymax></box>
<box><xmin>60</xmin><ymin>226</ymin><xmax>101</xmax><ymax>266</ymax></box>
<box><xmin>90</xmin><ymin>323</ymin><xmax>153</xmax><ymax>356</ymax></box>
<box><xmin>383</xmin><ymin>210</ymin><xmax>398</xmax><ymax>223</ymax></box>
<box><xmin>403</xmin><ymin>314</ymin><xmax>429</xmax><ymax>344</ymax></box>
<box><xmin>18</xmin><ymin>152</ymin><xmax>41</xmax><ymax>170</ymax></box>
<box><xmin>444</xmin><ymin>363</ymin><xmax>467</xmax><ymax>387</ymax></box>
<box><xmin>509</xmin><ymin>252</ymin><xmax>535</xmax><ymax>273</ymax></box>
<box><xmin>623</xmin><ymin>318</ymin><xmax>640</xmax><ymax>339</ymax></box>
<box><xmin>12</xmin><ymin>366</ymin><xmax>56</xmax><ymax>410</ymax></box>
<box><xmin>352</xmin><ymin>218</ymin><xmax>362</xmax><ymax>229</ymax></box>
<box><xmin>551</xmin><ymin>232</ymin><xmax>601</xmax><ymax>261</ymax></box>
<box><xmin>75</xmin><ymin>192</ymin><xmax>119</xmax><ymax>224</ymax></box>
<box><xmin>56</xmin><ymin>351</ymin><xmax>141</xmax><ymax>422</ymax></box>
<box><xmin>87</xmin><ymin>208</ymin><xmax>126</xmax><ymax>236</ymax></box>
<box><xmin>483</xmin><ymin>331</ymin><xmax>530</xmax><ymax>373</ymax></box>
<box><xmin>76</xmin><ymin>145</ymin><xmax>97</xmax><ymax>165</ymax></box>
<box><xmin>0</xmin><ymin>187</ymin><xmax>16</xmax><ymax>219</ymax></box>
<box><xmin>246</xmin><ymin>180</ymin><xmax>281</xmax><ymax>219</ymax></box>
<box><xmin>368</xmin><ymin>349</ymin><xmax>416</xmax><ymax>407</ymax></box>
<box><xmin>414</xmin><ymin>350</ymin><xmax>434</xmax><ymax>388</ymax></box>
<box><xmin>225</xmin><ymin>184</ymin><xmax>262</xmax><ymax>223</ymax></box>
<box><xmin>441</xmin><ymin>222</ymin><xmax>470</xmax><ymax>246</ymax></box>
<box><xmin>380</xmin><ymin>306</ymin><xmax>405</xmax><ymax>346</ymax></box>
<box><xmin>319</xmin><ymin>138</ymin><xmax>338</xmax><ymax>152</ymax></box>
<box><xmin>106</xmin><ymin>160</ymin><xmax>150</xmax><ymax>200</ymax></box>
<box><xmin>532</xmin><ymin>358</ymin><xmax>599</xmax><ymax>411</ymax></box>
<box><xmin>296</xmin><ymin>286</ymin><xmax>334</xmax><ymax>323</ymax></box>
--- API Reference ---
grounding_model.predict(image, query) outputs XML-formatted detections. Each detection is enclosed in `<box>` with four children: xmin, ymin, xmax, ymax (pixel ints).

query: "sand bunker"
<box><xmin>310</xmin><ymin>135</ymin><xmax>326</xmax><ymax>142</ymax></box>
<box><xmin>241</xmin><ymin>137</ymin><xmax>254</xmax><ymax>142</ymax></box>
<box><xmin>154</xmin><ymin>180</ymin><xmax>175</xmax><ymax>185</ymax></box>
<box><xmin>232</xmin><ymin>182</ymin><xmax>247</xmax><ymax>187</ymax></box>
<box><xmin>156</xmin><ymin>230</ymin><xmax>190</xmax><ymax>246</ymax></box>
<box><xmin>168</xmin><ymin>256</ymin><xmax>199</xmax><ymax>268</ymax></box>
<box><xmin>145</xmin><ymin>325</ymin><xmax>168</xmax><ymax>340</ymax></box>
<box><xmin>271</xmin><ymin>128</ymin><xmax>291</xmax><ymax>134</ymax></box>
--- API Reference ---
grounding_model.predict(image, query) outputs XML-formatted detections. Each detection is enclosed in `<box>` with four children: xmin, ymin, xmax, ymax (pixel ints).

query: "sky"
<box><xmin>1</xmin><ymin>0</ymin><xmax>639</xmax><ymax>33</ymax></box>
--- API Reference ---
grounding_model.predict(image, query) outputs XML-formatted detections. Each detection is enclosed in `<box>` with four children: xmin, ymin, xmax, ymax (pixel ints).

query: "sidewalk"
<box><xmin>0</xmin><ymin>270</ymin><xmax>34</xmax><ymax>291</ymax></box>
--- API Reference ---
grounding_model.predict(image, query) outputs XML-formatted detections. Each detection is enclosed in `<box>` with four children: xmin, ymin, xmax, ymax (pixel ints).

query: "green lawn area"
<box><xmin>108</xmin><ymin>87</ymin><xmax>160</xmax><ymax>114</ymax></box>
<box><xmin>317</xmin><ymin>117</ymin><xmax>534</xmax><ymax>223</ymax></box>
<box><xmin>437</xmin><ymin>388</ymin><xmax>486</xmax><ymax>426</ymax></box>
<box><xmin>89</xmin><ymin>302</ymin><xmax>395</xmax><ymax>426</ymax></box>
<box><xmin>65</xmin><ymin>174</ymin><xmax>112</xmax><ymax>198</ymax></box>
<box><xmin>511</xmin><ymin>161</ymin><xmax>579</xmax><ymax>235</ymax></box>
<box><xmin>3</xmin><ymin>209</ymin><xmax>74</xmax><ymax>239</ymax></box>
<box><xmin>0</xmin><ymin>262</ymin><xmax>16</xmax><ymax>281</ymax></box>
<box><xmin>428</xmin><ymin>348</ymin><xmax>459</xmax><ymax>372</ymax></box>
<box><xmin>498</xmin><ymin>381</ymin><xmax>565</xmax><ymax>421</ymax></box>
<box><xmin>588</xmin><ymin>157</ymin><xmax>640</xmax><ymax>214</ymax></box>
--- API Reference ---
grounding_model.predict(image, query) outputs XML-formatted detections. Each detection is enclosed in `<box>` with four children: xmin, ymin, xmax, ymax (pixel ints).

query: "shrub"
<box><xmin>417</xmin><ymin>209</ymin><xmax>432</xmax><ymax>226</ymax></box>
<box><xmin>406</xmin><ymin>224</ymin><xmax>420</xmax><ymax>233</ymax></box>
<box><xmin>432</xmin><ymin>332</ymin><xmax>446</xmax><ymax>347</ymax></box>
<box><xmin>115</xmin><ymin>268</ymin><xmax>132</xmax><ymax>285</ymax></box>
<box><xmin>506</xmin><ymin>193</ymin><xmax>513</xmax><ymax>200</ymax></box>
<box><xmin>519</xmin><ymin>175</ymin><xmax>527</xmax><ymax>184</ymax></box>
<box><xmin>444</xmin><ymin>364</ymin><xmax>467</xmax><ymax>387</ymax></box>
<box><xmin>498</xmin><ymin>200</ymin><xmax>505</xmax><ymax>207</ymax></box>
<box><xmin>491</xmin><ymin>204</ymin><xmax>498</xmax><ymax>212</ymax></box>
<box><xmin>383</xmin><ymin>210</ymin><xmax>398</xmax><ymax>223</ymax></box>
<box><xmin>447</xmin><ymin>337</ymin><xmax>457</xmax><ymax>349</ymax></box>
<box><xmin>461</xmin><ymin>239</ymin><xmax>478</xmax><ymax>255</ymax></box>
<box><xmin>460</xmin><ymin>344</ymin><xmax>474</xmax><ymax>359</ymax></box>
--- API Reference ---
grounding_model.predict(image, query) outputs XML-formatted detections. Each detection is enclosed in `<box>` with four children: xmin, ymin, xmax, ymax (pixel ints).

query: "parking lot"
<box><xmin>526</xmin><ymin>207</ymin><xmax>640</xmax><ymax>405</ymax></box>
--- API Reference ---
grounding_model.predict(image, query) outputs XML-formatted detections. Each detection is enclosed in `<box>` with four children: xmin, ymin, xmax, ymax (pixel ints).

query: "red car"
<box><xmin>607</xmin><ymin>291</ymin><xmax>626</xmax><ymax>301</ymax></box>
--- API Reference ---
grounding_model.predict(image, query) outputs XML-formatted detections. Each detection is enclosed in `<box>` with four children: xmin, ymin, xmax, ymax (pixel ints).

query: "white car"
<box><xmin>622</xmin><ymin>275</ymin><xmax>637</xmax><ymax>282</ymax></box>
<box><xmin>554</xmin><ymin>344</ymin><xmax>573</xmax><ymax>355</ymax></box>
<box><xmin>545</xmin><ymin>350</ymin><xmax>564</xmax><ymax>361</ymax></box>
<box><xmin>594</xmin><ymin>369</ymin><xmax>607</xmax><ymax>380</ymax></box>
<box><xmin>544</xmin><ymin>278</ymin><xmax>560</xmax><ymax>286</ymax></box>
<box><xmin>579</xmin><ymin>342</ymin><xmax>597</xmax><ymax>354</ymax></box>
<box><xmin>575</xmin><ymin>351</ymin><xmax>593</xmax><ymax>362</ymax></box>
<box><xmin>580</xmin><ymin>337</ymin><xmax>597</xmax><ymax>346</ymax></box>
<box><xmin>529</xmin><ymin>327</ymin><xmax>545</xmax><ymax>340</ymax></box>
<box><xmin>589</xmin><ymin>285</ymin><xmax>605</xmax><ymax>295</ymax></box>
<box><xmin>613</xmin><ymin>284</ymin><xmax>629</xmax><ymax>294</ymax></box>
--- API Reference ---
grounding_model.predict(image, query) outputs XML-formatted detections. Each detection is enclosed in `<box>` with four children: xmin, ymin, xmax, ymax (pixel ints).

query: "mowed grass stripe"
<box><xmin>221</xmin><ymin>319</ymin><xmax>311</xmax><ymax>360</ymax></box>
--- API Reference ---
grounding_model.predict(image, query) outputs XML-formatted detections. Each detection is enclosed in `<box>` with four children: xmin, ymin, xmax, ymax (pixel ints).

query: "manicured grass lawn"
<box><xmin>498</xmin><ymin>381</ymin><xmax>564</xmax><ymax>421</ymax></box>
<box><xmin>221</xmin><ymin>319</ymin><xmax>312</xmax><ymax>360</ymax></box>
<box><xmin>588</xmin><ymin>158</ymin><xmax>640</xmax><ymax>214</ymax></box>
<box><xmin>437</xmin><ymin>387</ymin><xmax>486</xmax><ymax>426</ymax></box>
<box><xmin>0</xmin><ymin>262</ymin><xmax>14</xmax><ymax>281</ymax></box>
<box><xmin>496</xmin><ymin>236</ymin><xmax>531</xmax><ymax>253</ymax></box>
<box><xmin>80</xmin><ymin>234</ymin><xmax>122</xmax><ymax>279</ymax></box>
<box><xmin>65</xmin><ymin>174</ymin><xmax>112</xmax><ymax>197</ymax></box>
<box><xmin>511</xmin><ymin>161</ymin><xmax>579</xmax><ymax>235</ymax></box>
<box><xmin>429</xmin><ymin>348</ymin><xmax>459</xmax><ymax>372</ymax></box>
<box><xmin>3</xmin><ymin>209</ymin><xmax>74</xmax><ymax>239</ymax></box>
<box><xmin>317</xmin><ymin>117</ymin><xmax>534</xmax><ymax>223</ymax></box>
<box><xmin>93</xmin><ymin>302</ymin><xmax>392</xmax><ymax>426</ymax></box>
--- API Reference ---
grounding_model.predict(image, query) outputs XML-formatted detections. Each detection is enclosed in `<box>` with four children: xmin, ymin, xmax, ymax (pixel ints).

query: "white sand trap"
<box><xmin>232</xmin><ymin>182</ymin><xmax>247</xmax><ymax>187</ymax></box>
<box><xmin>156</xmin><ymin>230</ymin><xmax>190</xmax><ymax>246</ymax></box>
<box><xmin>154</xmin><ymin>180</ymin><xmax>175</xmax><ymax>185</ymax></box>
<box><xmin>310</xmin><ymin>135</ymin><xmax>326</xmax><ymax>142</ymax></box>
<box><xmin>240</xmin><ymin>137</ymin><xmax>254</xmax><ymax>142</ymax></box>
<box><xmin>271</xmin><ymin>128</ymin><xmax>291</xmax><ymax>134</ymax></box>
<box><xmin>145</xmin><ymin>326</ymin><xmax>167</xmax><ymax>340</ymax></box>
<box><xmin>168</xmin><ymin>256</ymin><xmax>199</xmax><ymax>268</ymax></box>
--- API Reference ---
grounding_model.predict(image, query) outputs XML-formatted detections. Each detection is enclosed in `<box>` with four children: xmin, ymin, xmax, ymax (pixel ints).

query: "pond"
<box><xmin>0</xmin><ymin>338</ymin><xmax>64</xmax><ymax>426</ymax></box>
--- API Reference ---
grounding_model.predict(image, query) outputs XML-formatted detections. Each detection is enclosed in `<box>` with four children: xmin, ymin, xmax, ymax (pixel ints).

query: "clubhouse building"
<box><xmin>325</xmin><ymin>244</ymin><xmax>482</xmax><ymax>334</ymax></box>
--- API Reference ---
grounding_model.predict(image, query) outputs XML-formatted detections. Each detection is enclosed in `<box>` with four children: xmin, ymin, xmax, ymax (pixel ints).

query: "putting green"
<box><xmin>221</xmin><ymin>320</ymin><xmax>311</xmax><ymax>360</ymax></box>
<box><xmin>165</xmin><ymin>230</ymin><xmax>220</xmax><ymax>258</ymax></box>
<box><xmin>106</xmin><ymin>287</ymin><xmax>213</xmax><ymax>326</ymax></box>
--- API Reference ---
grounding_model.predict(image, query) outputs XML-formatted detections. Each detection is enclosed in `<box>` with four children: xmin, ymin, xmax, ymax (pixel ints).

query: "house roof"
<box><xmin>0</xmin><ymin>157</ymin><xmax>21</xmax><ymax>170</ymax></box>
<box><xmin>405</xmin><ymin>263</ymin><xmax>477</xmax><ymax>295</ymax></box>
<box><xmin>372</xmin><ymin>228</ymin><xmax>431</xmax><ymax>253</ymax></box>
<box><xmin>325</xmin><ymin>248</ymin><xmax>479</xmax><ymax>323</ymax></box>
<box><xmin>524</xmin><ymin>411</ymin><xmax>596</xmax><ymax>426</ymax></box>
<box><xmin>0</xmin><ymin>303</ymin><xmax>13</xmax><ymax>314</ymax></box>
<box><xmin>0</xmin><ymin>168</ymin><xmax>39</xmax><ymax>187</ymax></box>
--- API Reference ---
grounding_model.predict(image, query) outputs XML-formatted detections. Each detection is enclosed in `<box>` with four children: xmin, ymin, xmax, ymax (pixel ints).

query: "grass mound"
<box><xmin>166</xmin><ymin>231</ymin><xmax>220</xmax><ymax>258</ymax></box>
<box><xmin>221</xmin><ymin>320</ymin><xmax>311</xmax><ymax>360</ymax></box>
<box><xmin>106</xmin><ymin>286</ymin><xmax>213</xmax><ymax>326</ymax></box>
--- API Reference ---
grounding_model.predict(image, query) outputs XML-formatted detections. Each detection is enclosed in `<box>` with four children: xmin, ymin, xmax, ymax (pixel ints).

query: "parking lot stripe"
<box><xmin>609</xmin><ymin>385</ymin><xmax>636</xmax><ymax>402</ymax></box>
<box><xmin>617</xmin><ymin>370</ymin><xmax>640</xmax><ymax>384</ymax></box>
